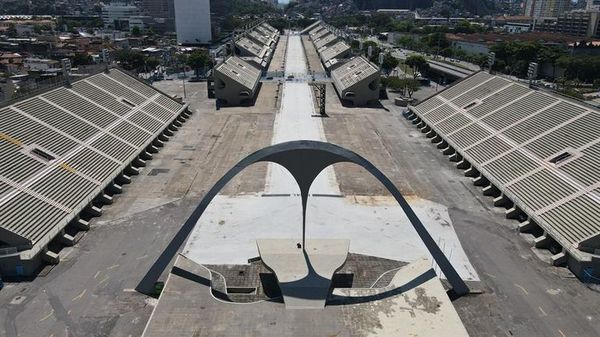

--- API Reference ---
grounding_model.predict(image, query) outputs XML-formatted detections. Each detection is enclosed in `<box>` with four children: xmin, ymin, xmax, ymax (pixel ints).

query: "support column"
<box><xmin>426</xmin><ymin>130</ymin><xmax>436</xmax><ymax>138</ymax></box>
<box><xmin>472</xmin><ymin>175</ymin><xmax>489</xmax><ymax>186</ymax></box>
<box><xmin>518</xmin><ymin>220</ymin><xmax>535</xmax><ymax>233</ymax></box>
<box><xmin>436</xmin><ymin>140</ymin><xmax>448</xmax><ymax>149</ymax></box>
<box><xmin>442</xmin><ymin>146</ymin><xmax>454</xmax><ymax>155</ymax></box>
<box><xmin>98</xmin><ymin>193</ymin><xmax>113</xmax><ymax>205</ymax></box>
<box><xmin>505</xmin><ymin>206</ymin><xmax>522</xmax><ymax>219</ymax></box>
<box><xmin>464</xmin><ymin>166</ymin><xmax>479</xmax><ymax>177</ymax></box>
<box><xmin>133</xmin><ymin>157</ymin><xmax>146</xmax><ymax>167</ymax></box>
<box><xmin>482</xmin><ymin>184</ymin><xmax>500</xmax><ymax>197</ymax></box>
<box><xmin>493</xmin><ymin>193</ymin><xmax>510</xmax><ymax>207</ymax></box>
<box><xmin>86</xmin><ymin>204</ymin><xmax>103</xmax><ymax>217</ymax></box>
<box><xmin>534</xmin><ymin>235</ymin><xmax>551</xmax><ymax>248</ymax></box>
<box><xmin>456</xmin><ymin>159</ymin><xmax>470</xmax><ymax>169</ymax></box>
<box><xmin>449</xmin><ymin>153</ymin><xmax>462</xmax><ymax>162</ymax></box>
<box><xmin>59</xmin><ymin>229</ymin><xmax>75</xmax><ymax>246</ymax></box>
<box><xmin>551</xmin><ymin>251</ymin><xmax>567</xmax><ymax>266</ymax></box>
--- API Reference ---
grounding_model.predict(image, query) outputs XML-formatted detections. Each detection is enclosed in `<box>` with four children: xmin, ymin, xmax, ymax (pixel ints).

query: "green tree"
<box><xmin>116</xmin><ymin>49</ymin><xmax>146</xmax><ymax>72</ymax></box>
<box><xmin>405</xmin><ymin>55</ymin><xmax>429</xmax><ymax>78</ymax></box>
<box><xmin>6</xmin><ymin>23</ymin><xmax>17</xmax><ymax>38</ymax></box>
<box><xmin>131</xmin><ymin>26</ymin><xmax>141</xmax><ymax>37</ymax></box>
<box><xmin>380</xmin><ymin>53</ymin><xmax>399</xmax><ymax>75</ymax></box>
<box><xmin>186</xmin><ymin>50</ymin><xmax>210</xmax><ymax>78</ymax></box>
<box><xmin>145</xmin><ymin>56</ymin><xmax>160</xmax><ymax>71</ymax></box>
<box><xmin>72</xmin><ymin>53</ymin><xmax>93</xmax><ymax>66</ymax></box>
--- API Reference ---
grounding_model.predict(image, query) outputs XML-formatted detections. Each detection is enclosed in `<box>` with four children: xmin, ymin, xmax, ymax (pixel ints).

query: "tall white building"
<box><xmin>174</xmin><ymin>0</ymin><xmax>212</xmax><ymax>45</ymax></box>
<box><xmin>101</xmin><ymin>2</ymin><xmax>140</xmax><ymax>29</ymax></box>
<box><xmin>588</xmin><ymin>0</ymin><xmax>600</xmax><ymax>11</ymax></box>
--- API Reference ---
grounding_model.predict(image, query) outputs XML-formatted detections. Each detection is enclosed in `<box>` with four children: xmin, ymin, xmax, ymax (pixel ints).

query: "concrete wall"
<box><xmin>174</xmin><ymin>0</ymin><xmax>211</xmax><ymax>45</ymax></box>
<box><xmin>338</xmin><ymin>72</ymin><xmax>380</xmax><ymax>106</ymax></box>
<box><xmin>214</xmin><ymin>75</ymin><xmax>257</xmax><ymax>106</ymax></box>
<box><xmin>451</xmin><ymin>40</ymin><xmax>490</xmax><ymax>56</ymax></box>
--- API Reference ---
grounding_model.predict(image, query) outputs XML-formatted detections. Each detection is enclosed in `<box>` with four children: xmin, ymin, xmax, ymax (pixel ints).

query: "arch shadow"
<box><xmin>137</xmin><ymin>140</ymin><xmax>469</xmax><ymax>296</ymax></box>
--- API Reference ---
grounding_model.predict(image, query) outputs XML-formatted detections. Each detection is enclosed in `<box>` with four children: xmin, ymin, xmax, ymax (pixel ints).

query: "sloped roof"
<box><xmin>236</xmin><ymin>37</ymin><xmax>268</xmax><ymax>59</ymax></box>
<box><xmin>319</xmin><ymin>41</ymin><xmax>351</xmax><ymax>63</ymax></box>
<box><xmin>331</xmin><ymin>56</ymin><xmax>379</xmax><ymax>91</ymax></box>
<box><xmin>411</xmin><ymin>71</ymin><xmax>600</xmax><ymax>255</ymax></box>
<box><xmin>0</xmin><ymin>68</ymin><xmax>185</xmax><ymax>256</ymax></box>
<box><xmin>214</xmin><ymin>56</ymin><xmax>261</xmax><ymax>91</ymax></box>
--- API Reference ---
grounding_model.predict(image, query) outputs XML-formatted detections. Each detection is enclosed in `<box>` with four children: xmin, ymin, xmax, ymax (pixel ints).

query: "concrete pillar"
<box><xmin>518</xmin><ymin>220</ymin><xmax>535</xmax><ymax>233</ymax></box>
<box><xmin>173</xmin><ymin>119</ymin><xmax>183</xmax><ymax>127</ymax></box>
<box><xmin>164</xmin><ymin>129</ymin><xmax>174</xmax><ymax>137</ymax></box>
<box><xmin>168</xmin><ymin>124</ymin><xmax>178</xmax><ymax>132</ymax></box>
<box><xmin>464</xmin><ymin>167</ymin><xmax>479</xmax><ymax>177</ymax></box>
<box><xmin>420</xmin><ymin>125</ymin><xmax>431</xmax><ymax>133</ymax></box>
<box><xmin>86</xmin><ymin>204</ymin><xmax>103</xmax><ymax>217</ymax></box>
<box><xmin>426</xmin><ymin>130</ymin><xmax>436</xmax><ymax>138</ymax></box>
<box><xmin>59</xmin><ymin>230</ymin><xmax>75</xmax><ymax>246</ymax></box>
<box><xmin>98</xmin><ymin>193</ymin><xmax>113</xmax><ymax>205</ymax></box>
<box><xmin>158</xmin><ymin>133</ymin><xmax>170</xmax><ymax>142</ymax></box>
<box><xmin>125</xmin><ymin>164</ymin><xmax>140</xmax><ymax>176</ymax></box>
<box><xmin>493</xmin><ymin>193</ymin><xmax>509</xmax><ymax>207</ymax></box>
<box><xmin>456</xmin><ymin>159</ymin><xmax>470</xmax><ymax>169</ymax></box>
<box><xmin>116</xmin><ymin>173</ymin><xmax>131</xmax><ymax>184</ymax></box>
<box><xmin>176</xmin><ymin>115</ymin><xmax>186</xmax><ymax>123</ymax></box>
<box><xmin>153</xmin><ymin>139</ymin><xmax>164</xmax><ymax>148</ymax></box>
<box><xmin>140</xmin><ymin>151</ymin><xmax>153</xmax><ymax>160</ymax></box>
<box><xmin>133</xmin><ymin>157</ymin><xmax>146</xmax><ymax>167</ymax></box>
<box><xmin>442</xmin><ymin>147</ymin><xmax>455</xmax><ymax>156</ymax></box>
<box><xmin>416</xmin><ymin>121</ymin><xmax>426</xmax><ymax>128</ymax></box>
<box><xmin>411</xmin><ymin>117</ymin><xmax>421</xmax><ymax>125</ymax></box>
<box><xmin>505</xmin><ymin>206</ymin><xmax>522</xmax><ymax>219</ymax></box>
<box><xmin>449</xmin><ymin>153</ymin><xmax>462</xmax><ymax>162</ymax></box>
<box><xmin>74</xmin><ymin>218</ymin><xmax>90</xmax><ymax>231</ymax></box>
<box><xmin>147</xmin><ymin>145</ymin><xmax>159</xmax><ymax>154</ymax></box>
<box><xmin>42</xmin><ymin>249</ymin><xmax>60</xmax><ymax>264</ymax></box>
<box><xmin>482</xmin><ymin>184</ymin><xmax>499</xmax><ymax>197</ymax></box>
<box><xmin>534</xmin><ymin>235</ymin><xmax>551</xmax><ymax>248</ymax></box>
<box><xmin>436</xmin><ymin>140</ymin><xmax>448</xmax><ymax>149</ymax></box>
<box><xmin>472</xmin><ymin>175</ymin><xmax>489</xmax><ymax>186</ymax></box>
<box><xmin>108</xmin><ymin>183</ymin><xmax>122</xmax><ymax>195</ymax></box>
<box><xmin>551</xmin><ymin>252</ymin><xmax>567</xmax><ymax>266</ymax></box>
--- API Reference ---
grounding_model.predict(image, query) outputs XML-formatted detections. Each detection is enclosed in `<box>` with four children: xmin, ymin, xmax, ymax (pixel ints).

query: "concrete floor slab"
<box><xmin>257</xmin><ymin>239</ymin><xmax>349</xmax><ymax>309</ymax></box>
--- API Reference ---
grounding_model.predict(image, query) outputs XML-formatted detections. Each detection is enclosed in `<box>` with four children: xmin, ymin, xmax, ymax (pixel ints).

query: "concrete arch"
<box><xmin>138</xmin><ymin>140</ymin><xmax>469</xmax><ymax>296</ymax></box>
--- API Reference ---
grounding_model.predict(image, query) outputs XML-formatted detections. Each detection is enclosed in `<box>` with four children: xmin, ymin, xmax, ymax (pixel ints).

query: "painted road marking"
<box><xmin>107</xmin><ymin>264</ymin><xmax>120</xmax><ymax>270</ymax></box>
<box><xmin>514</xmin><ymin>283</ymin><xmax>529</xmax><ymax>295</ymax></box>
<box><xmin>39</xmin><ymin>310</ymin><xmax>54</xmax><ymax>322</ymax></box>
<box><xmin>558</xmin><ymin>329</ymin><xmax>566</xmax><ymax>337</ymax></box>
<box><xmin>93</xmin><ymin>271</ymin><xmax>101</xmax><ymax>279</ymax></box>
<box><xmin>72</xmin><ymin>289</ymin><xmax>87</xmax><ymax>301</ymax></box>
<box><xmin>538</xmin><ymin>306</ymin><xmax>547</xmax><ymax>316</ymax></box>
<box><xmin>97</xmin><ymin>275</ymin><xmax>110</xmax><ymax>285</ymax></box>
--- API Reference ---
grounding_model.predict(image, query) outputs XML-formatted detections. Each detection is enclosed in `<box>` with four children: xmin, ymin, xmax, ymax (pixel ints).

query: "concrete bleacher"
<box><xmin>407</xmin><ymin>71</ymin><xmax>600</xmax><ymax>278</ymax></box>
<box><xmin>0</xmin><ymin>67</ymin><xmax>190</xmax><ymax>276</ymax></box>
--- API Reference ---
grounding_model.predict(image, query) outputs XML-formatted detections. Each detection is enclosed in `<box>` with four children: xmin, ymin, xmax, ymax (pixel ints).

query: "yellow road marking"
<box><xmin>0</xmin><ymin>132</ymin><xmax>22</xmax><ymax>146</ymax></box>
<box><xmin>59</xmin><ymin>162</ymin><xmax>77</xmax><ymax>173</ymax></box>
<box><xmin>98</xmin><ymin>275</ymin><xmax>110</xmax><ymax>285</ymax></box>
<box><xmin>71</xmin><ymin>289</ymin><xmax>86</xmax><ymax>301</ymax></box>
<box><xmin>39</xmin><ymin>310</ymin><xmax>54</xmax><ymax>322</ymax></box>
<box><xmin>514</xmin><ymin>283</ymin><xmax>529</xmax><ymax>295</ymax></box>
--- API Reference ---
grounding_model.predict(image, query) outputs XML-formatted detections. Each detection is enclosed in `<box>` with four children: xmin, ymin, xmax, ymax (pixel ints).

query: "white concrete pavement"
<box><xmin>182</xmin><ymin>32</ymin><xmax>480</xmax><ymax>281</ymax></box>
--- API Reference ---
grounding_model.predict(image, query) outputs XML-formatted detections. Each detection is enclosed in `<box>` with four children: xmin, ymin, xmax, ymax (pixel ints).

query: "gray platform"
<box><xmin>257</xmin><ymin>239</ymin><xmax>349</xmax><ymax>309</ymax></box>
